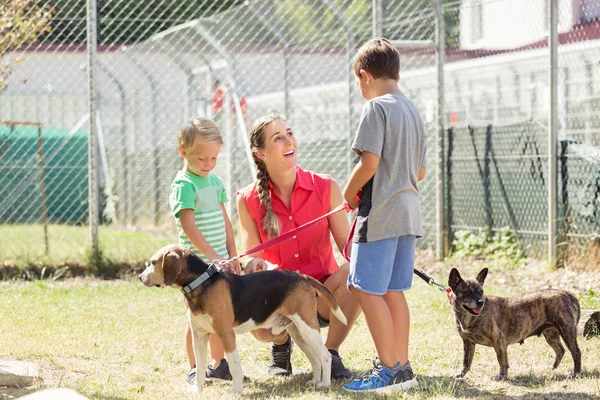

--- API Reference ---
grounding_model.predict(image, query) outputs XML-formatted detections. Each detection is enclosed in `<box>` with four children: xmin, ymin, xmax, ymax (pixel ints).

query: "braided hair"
<box><xmin>248</xmin><ymin>114</ymin><xmax>286</xmax><ymax>239</ymax></box>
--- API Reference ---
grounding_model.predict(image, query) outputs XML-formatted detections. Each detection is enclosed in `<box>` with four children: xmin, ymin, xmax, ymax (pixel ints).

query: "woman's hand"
<box><xmin>243</xmin><ymin>257</ymin><xmax>268</xmax><ymax>274</ymax></box>
<box><xmin>227</xmin><ymin>259</ymin><xmax>242</xmax><ymax>275</ymax></box>
<box><xmin>211</xmin><ymin>257</ymin><xmax>241</xmax><ymax>275</ymax></box>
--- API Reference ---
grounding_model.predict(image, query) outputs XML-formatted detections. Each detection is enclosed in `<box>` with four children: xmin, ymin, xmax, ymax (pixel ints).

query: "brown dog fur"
<box><xmin>448</xmin><ymin>267</ymin><xmax>581</xmax><ymax>379</ymax></box>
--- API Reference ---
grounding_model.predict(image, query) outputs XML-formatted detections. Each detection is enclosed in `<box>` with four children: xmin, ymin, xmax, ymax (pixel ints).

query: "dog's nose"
<box><xmin>477</xmin><ymin>299</ymin><xmax>484</xmax><ymax>307</ymax></box>
<box><xmin>138</xmin><ymin>275</ymin><xmax>142</xmax><ymax>281</ymax></box>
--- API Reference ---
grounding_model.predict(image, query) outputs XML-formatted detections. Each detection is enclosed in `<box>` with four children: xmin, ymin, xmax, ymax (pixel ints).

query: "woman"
<box><xmin>237</xmin><ymin>114</ymin><xmax>361</xmax><ymax>379</ymax></box>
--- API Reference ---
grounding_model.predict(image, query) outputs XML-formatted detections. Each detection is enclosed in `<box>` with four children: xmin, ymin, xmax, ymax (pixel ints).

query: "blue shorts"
<box><xmin>348</xmin><ymin>236</ymin><xmax>416</xmax><ymax>295</ymax></box>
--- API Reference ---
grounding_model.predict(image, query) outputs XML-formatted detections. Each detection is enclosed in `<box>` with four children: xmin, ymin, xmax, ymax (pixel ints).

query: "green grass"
<box><xmin>0</xmin><ymin>224</ymin><xmax>176</xmax><ymax>275</ymax></box>
<box><xmin>1</xmin><ymin>269</ymin><xmax>599</xmax><ymax>399</ymax></box>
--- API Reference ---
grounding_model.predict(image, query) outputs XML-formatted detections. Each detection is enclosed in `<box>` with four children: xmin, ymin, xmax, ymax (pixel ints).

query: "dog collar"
<box><xmin>181</xmin><ymin>263</ymin><xmax>220</xmax><ymax>294</ymax></box>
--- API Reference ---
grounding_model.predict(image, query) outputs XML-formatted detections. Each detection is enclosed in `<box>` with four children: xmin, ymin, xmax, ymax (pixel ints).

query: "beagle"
<box><xmin>139</xmin><ymin>244</ymin><xmax>347</xmax><ymax>394</ymax></box>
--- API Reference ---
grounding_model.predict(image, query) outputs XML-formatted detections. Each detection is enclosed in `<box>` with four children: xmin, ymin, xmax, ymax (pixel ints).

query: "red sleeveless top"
<box><xmin>238</xmin><ymin>166</ymin><xmax>339</xmax><ymax>283</ymax></box>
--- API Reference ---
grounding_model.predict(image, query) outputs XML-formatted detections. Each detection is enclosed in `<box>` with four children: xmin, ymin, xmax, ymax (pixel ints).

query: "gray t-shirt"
<box><xmin>352</xmin><ymin>94</ymin><xmax>427</xmax><ymax>242</ymax></box>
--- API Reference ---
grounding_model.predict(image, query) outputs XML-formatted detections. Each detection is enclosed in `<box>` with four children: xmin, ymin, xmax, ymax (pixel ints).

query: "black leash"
<box><xmin>414</xmin><ymin>268</ymin><xmax>447</xmax><ymax>292</ymax></box>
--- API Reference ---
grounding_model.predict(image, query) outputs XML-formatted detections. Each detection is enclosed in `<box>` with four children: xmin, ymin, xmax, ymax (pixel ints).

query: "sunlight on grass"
<box><xmin>0</xmin><ymin>224</ymin><xmax>176</xmax><ymax>269</ymax></box>
<box><xmin>1</xmin><ymin>276</ymin><xmax>599</xmax><ymax>399</ymax></box>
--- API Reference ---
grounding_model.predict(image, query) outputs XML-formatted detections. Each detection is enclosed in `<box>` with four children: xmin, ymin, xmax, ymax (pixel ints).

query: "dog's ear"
<box><xmin>162</xmin><ymin>250</ymin><xmax>182</xmax><ymax>286</ymax></box>
<box><xmin>448</xmin><ymin>268</ymin><xmax>463</xmax><ymax>289</ymax></box>
<box><xmin>476</xmin><ymin>268</ymin><xmax>488</xmax><ymax>285</ymax></box>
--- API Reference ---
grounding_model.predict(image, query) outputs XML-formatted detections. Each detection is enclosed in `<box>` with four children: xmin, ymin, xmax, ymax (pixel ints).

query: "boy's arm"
<box><xmin>220</xmin><ymin>203</ymin><xmax>241</xmax><ymax>274</ymax></box>
<box><xmin>179</xmin><ymin>209</ymin><xmax>223</xmax><ymax>262</ymax></box>
<box><xmin>418</xmin><ymin>168</ymin><xmax>426</xmax><ymax>182</ymax></box>
<box><xmin>343</xmin><ymin>151</ymin><xmax>380</xmax><ymax>209</ymax></box>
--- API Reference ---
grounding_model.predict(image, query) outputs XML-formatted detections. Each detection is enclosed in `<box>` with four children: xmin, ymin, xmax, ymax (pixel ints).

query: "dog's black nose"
<box><xmin>477</xmin><ymin>299</ymin><xmax>484</xmax><ymax>307</ymax></box>
<box><xmin>138</xmin><ymin>275</ymin><xmax>142</xmax><ymax>281</ymax></box>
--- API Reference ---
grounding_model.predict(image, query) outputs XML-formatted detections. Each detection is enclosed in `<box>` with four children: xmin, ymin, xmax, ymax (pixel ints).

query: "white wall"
<box><xmin>460</xmin><ymin>0</ymin><xmax>584</xmax><ymax>50</ymax></box>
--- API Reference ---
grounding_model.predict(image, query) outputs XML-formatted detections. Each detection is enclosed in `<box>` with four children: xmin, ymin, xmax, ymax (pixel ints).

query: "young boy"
<box><xmin>342</xmin><ymin>38</ymin><xmax>427</xmax><ymax>392</ymax></box>
<box><xmin>169</xmin><ymin>118</ymin><xmax>241</xmax><ymax>390</ymax></box>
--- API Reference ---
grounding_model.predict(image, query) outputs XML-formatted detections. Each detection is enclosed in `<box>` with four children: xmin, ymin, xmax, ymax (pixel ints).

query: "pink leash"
<box><xmin>223</xmin><ymin>202</ymin><xmax>353</xmax><ymax>264</ymax></box>
<box><xmin>342</xmin><ymin>217</ymin><xmax>357</xmax><ymax>262</ymax></box>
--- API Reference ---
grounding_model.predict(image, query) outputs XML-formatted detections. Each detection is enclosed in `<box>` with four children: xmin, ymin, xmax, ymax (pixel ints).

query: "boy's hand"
<box><xmin>243</xmin><ymin>257</ymin><xmax>268</xmax><ymax>274</ymax></box>
<box><xmin>344</xmin><ymin>190</ymin><xmax>362</xmax><ymax>211</ymax></box>
<box><xmin>344</xmin><ymin>197</ymin><xmax>359</xmax><ymax>211</ymax></box>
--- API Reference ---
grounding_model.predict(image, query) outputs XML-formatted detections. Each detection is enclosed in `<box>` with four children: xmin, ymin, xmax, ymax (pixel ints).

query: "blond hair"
<box><xmin>248</xmin><ymin>113</ymin><xmax>287</xmax><ymax>239</ymax></box>
<box><xmin>178</xmin><ymin>118</ymin><xmax>223</xmax><ymax>149</ymax></box>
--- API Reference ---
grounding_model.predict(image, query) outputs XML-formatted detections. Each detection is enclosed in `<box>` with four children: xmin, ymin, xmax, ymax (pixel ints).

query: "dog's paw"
<box><xmin>494</xmin><ymin>374</ymin><xmax>508</xmax><ymax>381</ymax></box>
<box><xmin>316</xmin><ymin>381</ymin><xmax>330</xmax><ymax>390</ymax></box>
<box><xmin>453</xmin><ymin>372</ymin><xmax>466</xmax><ymax>379</ymax></box>
<box><xmin>568</xmin><ymin>372</ymin><xmax>578</xmax><ymax>379</ymax></box>
<box><xmin>185</xmin><ymin>384</ymin><xmax>199</xmax><ymax>394</ymax></box>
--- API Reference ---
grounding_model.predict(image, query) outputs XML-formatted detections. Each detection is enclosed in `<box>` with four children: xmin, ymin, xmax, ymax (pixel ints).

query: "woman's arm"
<box><xmin>236</xmin><ymin>194</ymin><xmax>269</xmax><ymax>273</ymax></box>
<box><xmin>328</xmin><ymin>179</ymin><xmax>352</xmax><ymax>258</ymax></box>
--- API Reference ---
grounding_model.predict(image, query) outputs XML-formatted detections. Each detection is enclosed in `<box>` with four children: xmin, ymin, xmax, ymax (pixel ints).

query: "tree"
<box><xmin>37</xmin><ymin>0</ymin><xmax>244</xmax><ymax>45</ymax></box>
<box><xmin>0</xmin><ymin>0</ymin><xmax>53</xmax><ymax>92</ymax></box>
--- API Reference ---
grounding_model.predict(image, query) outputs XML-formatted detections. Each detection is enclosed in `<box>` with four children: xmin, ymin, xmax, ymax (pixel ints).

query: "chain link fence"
<box><xmin>1</xmin><ymin>0</ymin><xmax>599</xmax><ymax>272</ymax></box>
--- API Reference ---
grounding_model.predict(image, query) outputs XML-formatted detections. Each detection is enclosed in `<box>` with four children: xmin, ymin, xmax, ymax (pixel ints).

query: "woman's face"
<box><xmin>257</xmin><ymin>119</ymin><xmax>298</xmax><ymax>170</ymax></box>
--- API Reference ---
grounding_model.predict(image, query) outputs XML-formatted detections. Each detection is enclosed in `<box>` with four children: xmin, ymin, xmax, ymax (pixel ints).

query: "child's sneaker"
<box><xmin>185</xmin><ymin>365</ymin><xmax>212</xmax><ymax>392</ymax></box>
<box><xmin>329</xmin><ymin>349</ymin><xmax>352</xmax><ymax>379</ymax></box>
<box><xmin>392</xmin><ymin>361</ymin><xmax>418</xmax><ymax>391</ymax></box>
<box><xmin>268</xmin><ymin>336</ymin><xmax>293</xmax><ymax>376</ymax></box>
<box><xmin>343</xmin><ymin>360</ymin><xmax>418</xmax><ymax>393</ymax></box>
<box><xmin>206</xmin><ymin>359</ymin><xmax>250</xmax><ymax>382</ymax></box>
<box><xmin>206</xmin><ymin>359</ymin><xmax>233</xmax><ymax>380</ymax></box>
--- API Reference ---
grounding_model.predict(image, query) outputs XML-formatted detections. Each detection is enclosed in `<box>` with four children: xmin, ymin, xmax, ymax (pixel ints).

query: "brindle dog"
<box><xmin>448</xmin><ymin>267</ymin><xmax>581</xmax><ymax>380</ymax></box>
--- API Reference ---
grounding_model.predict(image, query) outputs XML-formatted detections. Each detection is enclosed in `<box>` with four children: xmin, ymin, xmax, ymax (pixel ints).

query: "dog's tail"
<box><xmin>307</xmin><ymin>277</ymin><xmax>348</xmax><ymax>326</ymax></box>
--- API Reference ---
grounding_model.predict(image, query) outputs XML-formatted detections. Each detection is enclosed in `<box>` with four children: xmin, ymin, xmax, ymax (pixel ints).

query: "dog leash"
<box><xmin>216</xmin><ymin>202</ymin><xmax>352</xmax><ymax>269</ymax></box>
<box><xmin>217</xmin><ymin>196</ymin><xmax>449</xmax><ymax>298</ymax></box>
<box><xmin>342</xmin><ymin>207</ymin><xmax>448</xmax><ymax>294</ymax></box>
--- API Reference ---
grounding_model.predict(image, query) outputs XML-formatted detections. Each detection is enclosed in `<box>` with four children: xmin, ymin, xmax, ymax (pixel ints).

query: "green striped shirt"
<box><xmin>169</xmin><ymin>170</ymin><xmax>229</xmax><ymax>261</ymax></box>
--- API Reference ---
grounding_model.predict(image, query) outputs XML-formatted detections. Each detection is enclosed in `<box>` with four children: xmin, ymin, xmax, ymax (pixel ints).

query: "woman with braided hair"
<box><xmin>236</xmin><ymin>113</ymin><xmax>360</xmax><ymax>380</ymax></box>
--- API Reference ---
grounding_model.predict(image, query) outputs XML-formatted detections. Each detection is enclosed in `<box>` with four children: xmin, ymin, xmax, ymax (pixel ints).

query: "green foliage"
<box><xmin>36</xmin><ymin>0</ymin><xmax>460</xmax><ymax>48</ymax></box>
<box><xmin>275</xmin><ymin>0</ymin><xmax>371</xmax><ymax>45</ymax></box>
<box><xmin>39</xmin><ymin>0</ymin><xmax>244</xmax><ymax>45</ymax></box>
<box><xmin>442</xmin><ymin>0</ymin><xmax>460</xmax><ymax>48</ymax></box>
<box><xmin>0</xmin><ymin>0</ymin><xmax>53</xmax><ymax>91</ymax></box>
<box><xmin>578</xmin><ymin>289</ymin><xmax>600</xmax><ymax>309</ymax></box>
<box><xmin>452</xmin><ymin>227</ymin><xmax>526</xmax><ymax>267</ymax></box>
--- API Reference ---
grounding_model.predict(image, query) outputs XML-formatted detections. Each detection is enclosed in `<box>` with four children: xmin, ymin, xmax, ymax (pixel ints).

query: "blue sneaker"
<box><xmin>343</xmin><ymin>360</ymin><xmax>418</xmax><ymax>393</ymax></box>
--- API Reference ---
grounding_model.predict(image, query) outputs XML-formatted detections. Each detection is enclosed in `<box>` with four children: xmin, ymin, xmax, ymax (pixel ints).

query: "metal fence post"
<box><xmin>433</xmin><ymin>0</ymin><xmax>446</xmax><ymax>259</ymax></box>
<box><xmin>86</xmin><ymin>0</ymin><xmax>99</xmax><ymax>257</ymax></box>
<box><xmin>372</xmin><ymin>0</ymin><xmax>383</xmax><ymax>37</ymax></box>
<box><xmin>549</xmin><ymin>0</ymin><xmax>558</xmax><ymax>268</ymax></box>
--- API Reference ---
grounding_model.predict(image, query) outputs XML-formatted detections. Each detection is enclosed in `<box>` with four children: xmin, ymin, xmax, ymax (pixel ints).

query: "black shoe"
<box><xmin>207</xmin><ymin>359</ymin><xmax>233</xmax><ymax>380</ymax></box>
<box><xmin>186</xmin><ymin>366</ymin><xmax>212</xmax><ymax>391</ymax></box>
<box><xmin>329</xmin><ymin>349</ymin><xmax>352</xmax><ymax>379</ymax></box>
<box><xmin>269</xmin><ymin>336</ymin><xmax>293</xmax><ymax>376</ymax></box>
